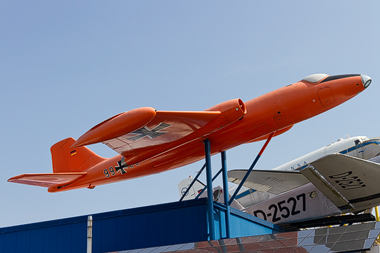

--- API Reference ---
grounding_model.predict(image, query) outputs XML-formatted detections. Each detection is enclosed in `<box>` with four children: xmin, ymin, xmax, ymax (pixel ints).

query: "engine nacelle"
<box><xmin>205</xmin><ymin>98</ymin><xmax>246</xmax><ymax>124</ymax></box>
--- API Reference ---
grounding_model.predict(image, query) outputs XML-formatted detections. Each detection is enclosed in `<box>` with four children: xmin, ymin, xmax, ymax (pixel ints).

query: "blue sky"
<box><xmin>1</xmin><ymin>1</ymin><xmax>379</xmax><ymax>227</ymax></box>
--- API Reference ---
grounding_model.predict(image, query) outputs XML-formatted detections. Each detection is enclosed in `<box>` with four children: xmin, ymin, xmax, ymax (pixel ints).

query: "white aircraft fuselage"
<box><xmin>181</xmin><ymin>136</ymin><xmax>380</xmax><ymax>227</ymax></box>
<box><xmin>273</xmin><ymin>136</ymin><xmax>380</xmax><ymax>171</ymax></box>
<box><xmin>240</xmin><ymin>136</ymin><xmax>380</xmax><ymax>225</ymax></box>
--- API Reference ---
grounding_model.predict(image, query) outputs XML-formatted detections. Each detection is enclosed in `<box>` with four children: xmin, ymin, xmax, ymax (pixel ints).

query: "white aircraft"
<box><xmin>180</xmin><ymin>136</ymin><xmax>380</xmax><ymax>229</ymax></box>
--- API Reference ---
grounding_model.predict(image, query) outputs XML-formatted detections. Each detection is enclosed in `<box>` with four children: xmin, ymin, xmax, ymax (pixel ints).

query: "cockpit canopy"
<box><xmin>302</xmin><ymin>73</ymin><xmax>366</xmax><ymax>85</ymax></box>
<box><xmin>301</xmin><ymin>74</ymin><xmax>329</xmax><ymax>83</ymax></box>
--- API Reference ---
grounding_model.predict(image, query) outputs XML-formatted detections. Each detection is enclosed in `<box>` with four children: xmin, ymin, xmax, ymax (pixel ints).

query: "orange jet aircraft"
<box><xmin>9</xmin><ymin>74</ymin><xmax>372</xmax><ymax>192</ymax></box>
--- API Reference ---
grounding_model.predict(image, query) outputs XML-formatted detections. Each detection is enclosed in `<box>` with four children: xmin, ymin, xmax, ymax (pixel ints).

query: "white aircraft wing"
<box><xmin>228</xmin><ymin>170</ymin><xmax>310</xmax><ymax>194</ymax></box>
<box><xmin>302</xmin><ymin>154</ymin><xmax>380</xmax><ymax>212</ymax></box>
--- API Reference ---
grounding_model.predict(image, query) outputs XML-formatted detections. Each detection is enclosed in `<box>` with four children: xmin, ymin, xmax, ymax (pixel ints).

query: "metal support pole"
<box><xmin>229</xmin><ymin>132</ymin><xmax>275</xmax><ymax>205</ymax></box>
<box><xmin>375</xmin><ymin>206</ymin><xmax>380</xmax><ymax>242</ymax></box>
<box><xmin>87</xmin><ymin>215</ymin><xmax>93</xmax><ymax>253</ymax></box>
<box><xmin>179</xmin><ymin>163</ymin><xmax>206</xmax><ymax>201</ymax></box>
<box><xmin>221</xmin><ymin>151</ymin><xmax>231</xmax><ymax>238</ymax></box>
<box><xmin>204</xmin><ymin>139</ymin><xmax>215</xmax><ymax>240</ymax></box>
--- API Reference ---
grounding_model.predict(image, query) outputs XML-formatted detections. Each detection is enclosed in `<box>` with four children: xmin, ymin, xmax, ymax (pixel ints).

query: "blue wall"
<box><xmin>92</xmin><ymin>199</ymin><xmax>208</xmax><ymax>252</ymax></box>
<box><xmin>0</xmin><ymin>199</ymin><xmax>282</xmax><ymax>253</ymax></box>
<box><xmin>0</xmin><ymin>216</ymin><xmax>87</xmax><ymax>253</ymax></box>
<box><xmin>212</xmin><ymin>202</ymin><xmax>282</xmax><ymax>239</ymax></box>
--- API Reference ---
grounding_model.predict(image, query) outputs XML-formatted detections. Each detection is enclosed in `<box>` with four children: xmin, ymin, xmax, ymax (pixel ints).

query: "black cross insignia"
<box><xmin>115</xmin><ymin>160</ymin><xmax>128</xmax><ymax>175</ymax></box>
<box><xmin>127</xmin><ymin>122</ymin><xmax>171</xmax><ymax>141</ymax></box>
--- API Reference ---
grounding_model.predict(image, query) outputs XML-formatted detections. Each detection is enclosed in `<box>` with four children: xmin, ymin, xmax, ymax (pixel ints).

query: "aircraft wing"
<box><xmin>302</xmin><ymin>154</ymin><xmax>380</xmax><ymax>212</ymax></box>
<box><xmin>228</xmin><ymin>169</ymin><xmax>310</xmax><ymax>194</ymax></box>
<box><xmin>8</xmin><ymin>172</ymin><xmax>87</xmax><ymax>188</ymax></box>
<box><xmin>72</xmin><ymin>99</ymin><xmax>246</xmax><ymax>165</ymax></box>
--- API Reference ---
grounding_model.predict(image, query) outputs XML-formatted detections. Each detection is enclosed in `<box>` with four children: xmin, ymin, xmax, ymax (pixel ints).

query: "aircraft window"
<box><xmin>301</xmin><ymin>74</ymin><xmax>328</xmax><ymax>83</ymax></box>
<box><xmin>355</xmin><ymin>140</ymin><xmax>360</xmax><ymax>145</ymax></box>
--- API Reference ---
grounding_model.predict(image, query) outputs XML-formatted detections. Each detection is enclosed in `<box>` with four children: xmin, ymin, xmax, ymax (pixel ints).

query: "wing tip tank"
<box><xmin>72</xmin><ymin>107</ymin><xmax>156</xmax><ymax>148</ymax></box>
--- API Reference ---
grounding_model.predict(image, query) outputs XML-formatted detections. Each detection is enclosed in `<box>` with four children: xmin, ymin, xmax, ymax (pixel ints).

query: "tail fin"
<box><xmin>51</xmin><ymin>137</ymin><xmax>106</xmax><ymax>173</ymax></box>
<box><xmin>178</xmin><ymin>177</ymin><xmax>205</xmax><ymax>201</ymax></box>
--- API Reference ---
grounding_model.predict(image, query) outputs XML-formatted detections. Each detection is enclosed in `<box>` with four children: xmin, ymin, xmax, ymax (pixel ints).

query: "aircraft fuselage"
<box><xmin>53</xmin><ymin>74</ymin><xmax>368</xmax><ymax>192</ymax></box>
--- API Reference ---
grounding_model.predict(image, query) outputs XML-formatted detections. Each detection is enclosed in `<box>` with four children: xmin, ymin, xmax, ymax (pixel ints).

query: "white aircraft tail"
<box><xmin>178</xmin><ymin>177</ymin><xmax>205</xmax><ymax>201</ymax></box>
<box><xmin>178</xmin><ymin>177</ymin><xmax>245</xmax><ymax>210</ymax></box>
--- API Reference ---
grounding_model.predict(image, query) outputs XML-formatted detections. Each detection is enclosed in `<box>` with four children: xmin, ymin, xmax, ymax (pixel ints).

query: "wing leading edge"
<box><xmin>228</xmin><ymin>169</ymin><xmax>309</xmax><ymax>194</ymax></box>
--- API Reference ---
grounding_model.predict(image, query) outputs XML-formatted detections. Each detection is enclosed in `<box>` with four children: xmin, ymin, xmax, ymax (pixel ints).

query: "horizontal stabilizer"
<box><xmin>228</xmin><ymin>169</ymin><xmax>309</xmax><ymax>194</ymax></box>
<box><xmin>8</xmin><ymin>172</ymin><xmax>86</xmax><ymax>188</ymax></box>
<box><xmin>303</xmin><ymin>154</ymin><xmax>380</xmax><ymax>212</ymax></box>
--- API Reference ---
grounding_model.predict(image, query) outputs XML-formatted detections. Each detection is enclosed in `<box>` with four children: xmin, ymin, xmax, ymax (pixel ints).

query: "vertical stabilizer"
<box><xmin>51</xmin><ymin>137</ymin><xmax>106</xmax><ymax>173</ymax></box>
<box><xmin>178</xmin><ymin>177</ymin><xmax>205</xmax><ymax>201</ymax></box>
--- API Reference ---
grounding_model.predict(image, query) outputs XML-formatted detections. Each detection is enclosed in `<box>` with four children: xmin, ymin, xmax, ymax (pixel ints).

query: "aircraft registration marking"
<box><xmin>252</xmin><ymin>193</ymin><xmax>306</xmax><ymax>223</ymax></box>
<box><xmin>328</xmin><ymin>171</ymin><xmax>366</xmax><ymax>190</ymax></box>
<box><xmin>264</xmin><ymin>177</ymin><xmax>285</xmax><ymax>183</ymax></box>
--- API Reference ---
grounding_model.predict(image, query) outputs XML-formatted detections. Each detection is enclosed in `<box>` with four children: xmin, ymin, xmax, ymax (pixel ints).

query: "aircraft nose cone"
<box><xmin>361</xmin><ymin>74</ymin><xmax>372</xmax><ymax>89</ymax></box>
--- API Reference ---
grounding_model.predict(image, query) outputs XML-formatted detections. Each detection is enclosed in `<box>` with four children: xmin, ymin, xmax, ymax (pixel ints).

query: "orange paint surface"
<box><xmin>8</xmin><ymin>74</ymin><xmax>371</xmax><ymax>192</ymax></box>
